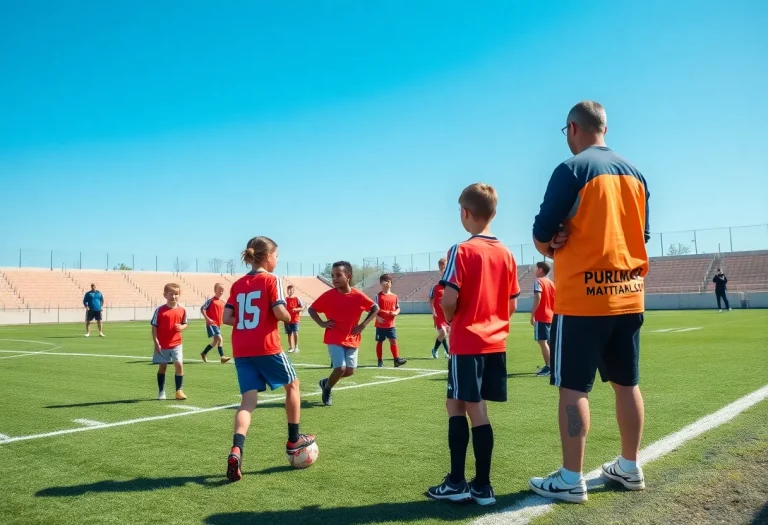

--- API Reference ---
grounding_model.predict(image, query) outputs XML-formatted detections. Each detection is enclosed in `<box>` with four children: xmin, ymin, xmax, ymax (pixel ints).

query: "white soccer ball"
<box><xmin>286</xmin><ymin>441</ymin><xmax>319</xmax><ymax>469</ymax></box>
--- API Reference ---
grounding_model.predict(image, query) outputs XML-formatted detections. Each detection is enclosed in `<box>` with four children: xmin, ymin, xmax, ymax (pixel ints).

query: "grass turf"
<box><xmin>0</xmin><ymin>310</ymin><xmax>766</xmax><ymax>524</ymax></box>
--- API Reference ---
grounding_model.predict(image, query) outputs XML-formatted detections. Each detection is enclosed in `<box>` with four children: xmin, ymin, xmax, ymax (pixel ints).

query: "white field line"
<box><xmin>648</xmin><ymin>328</ymin><xmax>678</xmax><ymax>333</ymax></box>
<box><xmin>471</xmin><ymin>383</ymin><xmax>768</xmax><ymax>525</ymax></box>
<box><xmin>167</xmin><ymin>405</ymin><xmax>201</xmax><ymax>411</ymax></box>
<box><xmin>0</xmin><ymin>352</ymin><xmax>49</xmax><ymax>359</ymax></box>
<box><xmin>375</xmin><ymin>376</ymin><xmax>398</xmax><ymax>380</ymax></box>
<box><xmin>0</xmin><ymin>433</ymin><xmax>10</xmax><ymax>441</ymax></box>
<box><xmin>0</xmin><ymin>370</ymin><xmax>444</xmax><ymax>445</ymax></box>
<box><xmin>674</xmin><ymin>327</ymin><xmax>703</xmax><ymax>332</ymax></box>
<box><xmin>73</xmin><ymin>419</ymin><xmax>106</xmax><ymax>427</ymax></box>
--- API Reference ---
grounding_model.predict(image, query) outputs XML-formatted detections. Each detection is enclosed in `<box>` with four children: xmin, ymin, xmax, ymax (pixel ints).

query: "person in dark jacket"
<box><xmin>712</xmin><ymin>268</ymin><xmax>731</xmax><ymax>312</ymax></box>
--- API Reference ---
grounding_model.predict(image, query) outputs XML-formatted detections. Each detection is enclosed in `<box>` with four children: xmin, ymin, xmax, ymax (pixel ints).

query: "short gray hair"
<box><xmin>567</xmin><ymin>101</ymin><xmax>607</xmax><ymax>133</ymax></box>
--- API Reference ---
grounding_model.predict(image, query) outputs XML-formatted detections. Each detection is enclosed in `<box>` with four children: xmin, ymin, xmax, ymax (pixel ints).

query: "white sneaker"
<box><xmin>728</xmin><ymin>308</ymin><xmax>732</xmax><ymax>312</ymax></box>
<box><xmin>84</xmin><ymin>333</ymin><xmax>90</xmax><ymax>337</ymax></box>
<box><xmin>602</xmin><ymin>459</ymin><xmax>645</xmax><ymax>490</ymax></box>
<box><xmin>718</xmin><ymin>309</ymin><xmax>723</xmax><ymax>313</ymax></box>
<box><xmin>99</xmin><ymin>332</ymin><xmax>105</xmax><ymax>337</ymax></box>
<box><xmin>158</xmin><ymin>391</ymin><xmax>166</xmax><ymax>400</ymax></box>
<box><xmin>529</xmin><ymin>470</ymin><xmax>588</xmax><ymax>503</ymax></box>
<box><xmin>294</xmin><ymin>348</ymin><xmax>300</xmax><ymax>353</ymax></box>
<box><xmin>287</xmin><ymin>349</ymin><xmax>295</xmax><ymax>353</ymax></box>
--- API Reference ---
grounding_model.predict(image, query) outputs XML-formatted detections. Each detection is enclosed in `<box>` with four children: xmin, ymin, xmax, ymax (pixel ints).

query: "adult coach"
<box><xmin>528</xmin><ymin>101</ymin><xmax>650</xmax><ymax>503</ymax></box>
<box><xmin>84</xmin><ymin>284</ymin><xmax>105</xmax><ymax>337</ymax></box>
<box><xmin>712</xmin><ymin>268</ymin><xmax>731</xmax><ymax>312</ymax></box>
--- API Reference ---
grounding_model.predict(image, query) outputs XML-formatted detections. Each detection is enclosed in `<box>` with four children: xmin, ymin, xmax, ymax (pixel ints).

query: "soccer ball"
<box><xmin>286</xmin><ymin>442</ymin><xmax>319</xmax><ymax>469</ymax></box>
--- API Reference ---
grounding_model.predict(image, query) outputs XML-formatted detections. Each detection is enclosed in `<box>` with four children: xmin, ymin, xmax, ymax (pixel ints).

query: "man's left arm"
<box><xmin>532</xmin><ymin>163</ymin><xmax>580</xmax><ymax>256</ymax></box>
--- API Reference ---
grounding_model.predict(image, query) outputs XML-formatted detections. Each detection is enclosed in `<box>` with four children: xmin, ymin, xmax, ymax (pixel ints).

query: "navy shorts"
<box><xmin>550</xmin><ymin>313</ymin><xmax>644</xmax><ymax>393</ymax></box>
<box><xmin>447</xmin><ymin>353</ymin><xmax>507</xmax><ymax>403</ymax></box>
<box><xmin>206</xmin><ymin>325</ymin><xmax>221</xmax><ymax>338</ymax></box>
<box><xmin>86</xmin><ymin>310</ymin><xmax>102</xmax><ymax>322</ymax></box>
<box><xmin>375</xmin><ymin>327</ymin><xmax>397</xmax><ymax>341</ymax></box>
<box><xmin>234</xmin><ymin>353</ymin><xmax>297</xmax><ymax>394</ymax></box>
<box><xmin>284</xmin><ymin>323</ymin><xmax>299</xmax><ymax>334</ymax></box>
<box><xmin>534</xmin><ymin>321</ymin><xmax>551</xmax><ymax>341</ymax></box>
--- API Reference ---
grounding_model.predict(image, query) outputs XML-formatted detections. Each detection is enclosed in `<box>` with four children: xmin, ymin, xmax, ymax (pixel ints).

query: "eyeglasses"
<box><xmin>561</xmin><ymin>124</ymin><xmax>569</xmax><ymax>135</ymax></box>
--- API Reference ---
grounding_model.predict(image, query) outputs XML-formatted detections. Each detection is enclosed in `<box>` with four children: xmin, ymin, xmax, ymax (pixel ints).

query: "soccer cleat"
<box><xmin>536</xmin><ymin>365</ymin><xmax>551</xmax><ymax>377</ymax></box>
<box><xmin>728</xmin><ymin>308</ymin><xmax>732</xmax><ymax>312</ymax></box>
<box><xmin>602</xmin><ymin>460</ymin><xmax>645</xmax><ymax>490</ymax></box>
<box><xmin>529</xmin><ymin>470</ymin><xmax>588</xmax><ymax>503</ymax></box>
<box><xmin>394</xmin><ymin>357</ymin><xmax>407</xmax><ymax>367</ymax></box>
<box><xmin>84</xmin><ymin>333</ymin><xmax>90</xmax><ymax>337</ymax></box>
<box><xmin>220</xmin><ymin>356</ymin><xmax>232</xmax><ymax>364</ymax></box>
<box><xmin>718</xmin><ymin>309</ymin><xmax>723</xmax><ymax>313</ymax></box>
<box><xmin>319</xmin><ymin>379</ymin><xmax>332</xmax><ymax>406</ymax></box>
<box><xmin>226</xmin><ymin>447</ymin><xmax>242</xmax><ymax>482</ymax></box>
<box><xmin>175</xmin><ymin>390</ymin><xmax>187</xmax><ymax>400</ymax></box>
<box><xmin>294</xmin><ymin>348</ymin><xmax>300</xmax><ymax>353</ymax></box>
<box><xmin>469</xmin><ymin>480</ymin><xmax>497</xmax><ymax>506</ymax></box>
<box><xmin>200</xmin><ymin>353</ymin><xmax>208</xmax><ymax>363</ymax></box>
<box><xmin>286</xmin><ymin>433</ymin><xmax>316</xmax><ymax>454</ymax></box>
<box><xmin>431</xmin><ymin>348</ymin><xmax>438</xmax><ymax>359</ymax></box>
<box><xmin>287</xmin><ymin>348</ymin><xmax>295</xmax><ymax>353</ymax></box>
<box><xmin>99</xmin><ymin>332</ymin><xmax>105</xmax><ymax>337</ymax></box>
<box><xmin>377</xmin><ymin>360</ymin><xmax>384</xmax><ymax>368</ymax></box>
<box><xmin>426</xmin><ymin>474</ymin><xmax>472</xmax><ymax>502</ymax></box>
<box><xmin>157</xmin><ymin>391</ymin><xmax>166</xmax><ymax>400</ymax></box>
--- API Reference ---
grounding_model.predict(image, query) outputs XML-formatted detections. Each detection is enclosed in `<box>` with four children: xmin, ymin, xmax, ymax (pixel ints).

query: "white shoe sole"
<box><xmin>471</xmin><ymin>495</ymin><xmax>496</xmax><ymax>506</ymax></box>
<box><xmin>427</xmin><ymin>492</ymin><xmax>472</xmax><ymax>502</ymax></box>
<box><xmin>602</xmin><ymin>467</ymin><xmax>645</xmax><ymax>490</ymax></box>
<box><xmin>528</xmin><ymin>481</ymin><xmax>588</xmax><ymax>503</ymax></box>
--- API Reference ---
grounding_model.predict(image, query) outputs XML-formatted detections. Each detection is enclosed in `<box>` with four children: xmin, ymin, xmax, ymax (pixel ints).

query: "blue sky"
<box><xmin>1</xmin><ymin>0</ymin><xmax>767</xmax><ymax>273</ymax></box>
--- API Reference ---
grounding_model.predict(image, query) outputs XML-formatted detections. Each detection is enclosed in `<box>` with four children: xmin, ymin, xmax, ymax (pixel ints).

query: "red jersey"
<box><xmin>310</xmin><ymin>288</ymin><xmax>376</xmax><ymax>348</ymax></box>
<box><xmin>374</xmin><ymin>292</ymin><xmax>399</xmax><ymax>328</ymax></box>
<box><xmin>429</xmin><ymin>282</ymin><xmax>447</xmax><ymax>325</ymax></box>
<box><xmin>285</xmin><ymin>296</ymin><xmax>304</xmax><ymax>324</ymax></box>
<box><xmin>533</xmin><ymin>277</ymin><xmax>555</xmax><ymax>324</ymax></box>
<box><xmin>202</xmin><ymin>297</ymin><xmax>225</xmax><ymax>326</ymax></box>
<box><xmin>226</xmin><ymin>271</ymin><xmax>285</xmax><ymax>358</ymax></box>
<box><xmin>151</xmin><ymin>304</ymin><xmax>188</xmax><ymax>349</ymax></box>
<box><xmin>441</xmin><ymin>235</ymin><xmax>520</xmax><ymax>354</ymax></box>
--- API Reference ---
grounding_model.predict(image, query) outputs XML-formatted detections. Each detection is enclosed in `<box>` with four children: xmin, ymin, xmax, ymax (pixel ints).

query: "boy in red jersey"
<box><xmin>426</xmin><ymin>183</ymin><xmax>520</xmax><ymax>507</ymax></box>
<box><xmin>151</xmin><ymin>283</ymin><xmax>188</xmax><ymax>401</ymax></box>
<box><xmin>530</xmin><ymin>261</ymin><xmax>555</xmax><ymax>377</ymax></box>
<box><xmin>200</xmin><ymin>283</ymin><xmax>231</xmax><ymax>363</ymax></box>
<box><xmin>309</xmin><ymin>261</ymin><xmax>379</xmax><ymax>406</ymax></box>
<box><xmin>374</xmin><ymin>274</ymin><xmax>407</xmax><ymax>368</ymax></box>
<box><xmin>284</xmin><ymin>285</ymin><xmax>304</xmax><ymax>353</ymax></box>
<box><xmin>428</xmin><ymin>257</ymin><xmax>450</xmax><ymax>359</ymax></box>
<box><xmin>222</xmin><ymin>236</ymin><xmax>315</xmax><ymax>482</ymax></box>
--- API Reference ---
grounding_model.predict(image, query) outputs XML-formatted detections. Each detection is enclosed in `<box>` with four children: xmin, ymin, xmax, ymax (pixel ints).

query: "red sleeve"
<box><xmin>440</xmin><ymin>244</ymin><xmax>464</xmax><ymax>291</ymax></box>
<box><xmin>509</xmin><ymin>254</ymin><xmax>521</xmax><ymax>298</ymax></box>
<box><xmin>311</xmin><ymin>290</ymin><xmax>330</xmax><ymax>314</ymax></box>
<box><xmin>270</xmin><ymin>275</ymin><xmax>286</xmax><ymax>307</ymax></box>
<box><xmin>359</xmin><ymin>292</ymin><xmax>376</xmax><ymax>312</ymax></box>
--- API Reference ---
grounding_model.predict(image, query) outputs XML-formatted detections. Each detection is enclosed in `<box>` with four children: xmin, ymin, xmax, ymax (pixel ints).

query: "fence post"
<box><xmin>693</xmin><ymin>231</ymin><xmax>698</xmax><ymax>254</ymax></box>
<box><xmin>660</xmin><ymin>233</ymin><xmax>664</xmax><ymax>256</ymax></box>
<box><xmin>729</xmin><ymin>227</ymin><xmax>733</xmax><ymax>252</ymax></box>
<box><xmin>428</xmin><ymin>253</ymin><xmax>431</xmax><ymax>269</ymax></box>
<box><xmin>411</xmin><ymin>254</ymin><xmax>414</xmax><ymax>272</ymax></box>
<box><xmin>106</xmin><ymin>253</ymin><xmax>109</xmax><ymax>271</ymax></box>
<box><xmin>156</xmin><ymin>255</ymin><xmax>158</xmax><ymax>271</ymax></box>
<box><xmin>132</xmin><ymin>254</ymin><xmax>135</xmax><ymax>270</ymax></box>
<box><xmin>80</xmin><ymin>252</ymin><xmax>82</xmax><ymax>269</ymax></box>
<box><xmin>50</xmin><ymin>250</ymin><xmax>53</xmax><ymax>271</ymax></box>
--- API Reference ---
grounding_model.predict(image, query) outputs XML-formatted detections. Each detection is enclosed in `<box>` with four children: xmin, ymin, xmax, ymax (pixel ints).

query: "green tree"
<box><xmin>113</xmin><ymin>263</ymin><xmax>133</xmax><ymax>271</ymax></box>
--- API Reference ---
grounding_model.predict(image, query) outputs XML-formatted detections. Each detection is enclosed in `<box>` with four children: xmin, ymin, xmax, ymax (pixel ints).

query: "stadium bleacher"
<box><xmin>0</xmin><ymin>250</ymin><xmax>766</xmax><ymax>310</ymax></box>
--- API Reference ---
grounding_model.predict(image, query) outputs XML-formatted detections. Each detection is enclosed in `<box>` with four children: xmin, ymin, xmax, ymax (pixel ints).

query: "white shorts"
<box><xmin>328</xmin><ymin>345</ymin><xmax>358</xmax><ymax>369</ymax></box>
<box><xmin>153</xmin><ymin>345</ymin><xmax>183</xmax><ymax>364</ymax></box>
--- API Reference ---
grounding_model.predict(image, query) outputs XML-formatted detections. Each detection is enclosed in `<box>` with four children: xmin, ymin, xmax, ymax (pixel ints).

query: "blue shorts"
<box><xmin>206</xmin><ymin>325</ymin><xmax>222</xmax><ymax>338</ymax></box>
<box><xmin>375</xmin><ymin>327</ymin><xmax>397</xmax><ymax>342</ymax></box>
<box><xmin>284</xmin><ymin>323</ymin><xmax>300</xmax><ymax>334</ymax></box>
<box><xmin>534</xmin><ymin>321</ymin><xmax>551</xmax><ymax>342</ymax></box>
<box><xmin>234</xmin><ymin>353</ymin><xmax>297</xmax><ymax>394</ymax></box>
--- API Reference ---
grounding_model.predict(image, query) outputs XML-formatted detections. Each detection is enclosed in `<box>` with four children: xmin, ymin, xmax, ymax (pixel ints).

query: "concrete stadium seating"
<box><xmin>708</xmin><ymin>251</ymin><xmax>768</xmax><ymax>291</ymax></box>
<box><xmin>362</xmin><ymin>271</ymin><xmax>440</xmax><ymax>300</ymax></box>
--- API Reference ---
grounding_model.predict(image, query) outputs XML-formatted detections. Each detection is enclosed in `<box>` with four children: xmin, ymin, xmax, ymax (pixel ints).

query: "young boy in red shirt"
<box><xmin>374</xmin><ymin>274</ymin><xmax>407</xmax><ymax>368</ymax></box>
<box><xmin>530</xmin><ymin>261</ymin><xmax>555</xmax><ymax>377</ymax></box>
<box><xmin>428</xmin><ymin>257</ymin><xmax>450</xmax><ymax>359</ymax></box>
<box><xmin>200</xmin><ymin>283</ymin><xmax>231</xmax><ymax>363</ymax></box>
<box><xmin>284</xmin><ymin>285</ymin><xmax>304</xmax><ymax>353</ymax></box>
<box><xmin>151</xmin><ymin>283</ymin><xmax>189</xmax><ymax>401</ymax></box>
<box><xmin>308</xmin><ymin>261</ymin><xmax>379</xmax><ymax>406</ymax></box>
<box><xmin>426</xmin><ymin>183</ymin><xmax>520</xmax><ymax>506</ymax></box>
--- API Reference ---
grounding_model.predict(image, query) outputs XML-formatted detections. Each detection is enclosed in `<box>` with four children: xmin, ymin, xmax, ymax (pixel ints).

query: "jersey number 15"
<box><xmin>236</xmin><ymin>291</ymin><xmax>261</xmax><ymax>330</ymax></box>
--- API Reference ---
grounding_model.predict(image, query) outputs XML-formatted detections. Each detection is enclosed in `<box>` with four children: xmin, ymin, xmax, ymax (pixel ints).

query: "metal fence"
<box><xmin>2</xmin><ymin>224</ymin><xmax>766</xmax><ymax>277</ymax></box>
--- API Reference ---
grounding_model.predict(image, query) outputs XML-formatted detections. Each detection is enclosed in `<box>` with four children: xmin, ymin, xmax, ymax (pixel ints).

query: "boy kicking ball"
<box><xmin>151</xmin><ymin>283</ymin><xmax>189</xmax><ymax>400</ymax></box>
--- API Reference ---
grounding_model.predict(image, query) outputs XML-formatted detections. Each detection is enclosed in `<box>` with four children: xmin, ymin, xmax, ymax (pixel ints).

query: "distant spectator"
<box><xmin>83</xmin><ymin>284</ymin><xmax>105</xmax><ymax>337</ymax></box>
<box><xmin>712</xmin><ymin>268</ymin><xmax>731</xmax><ymax>312</ymax></box>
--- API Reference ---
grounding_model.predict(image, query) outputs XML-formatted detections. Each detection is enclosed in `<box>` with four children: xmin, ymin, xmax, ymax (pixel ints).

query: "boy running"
<box><xmin>151</xmin><ymin>283</ymin><xmax>188</xmax><ymax>400</ymax></box>
<box><xmin>285</xmin><ymin>285</ymin><xmax>304</xmax><ymax>353</ymax></box>
<box><xmin>201</xmin><ymin>283</ymin><xmax>232</xmax><ymax>363</ymax></box>
<box><xmin>426</xmin><ymin>183</ymin><xmax>520</xmax><ymax>506</ymax></box>
<box><xmin>428</xmin><ymin>258</ymin><xmax>450</xmax><ymax>359</ymax></box>
<box><xmin>223</xmin><ymin>236</ymin><xmax>315</xmax><ymax>482</ymax></box>
<box><xmin>530</xmin><ymin>261</ymin><xmax>555</xmax><ymax>377</ymax></box>
<box><xmin>309</xmin><ymin>261</ymin><xmax>380</xmax><ymax>406</ymax></box>
<box><xmin>374</xmin><ymin>274</ymin><xmax>407</xmax><ymax>368</ymax></box>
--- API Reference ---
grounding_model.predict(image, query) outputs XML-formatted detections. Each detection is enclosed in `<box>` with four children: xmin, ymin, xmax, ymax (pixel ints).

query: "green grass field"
<box><xmin>0</xmin><ymin>310</ymin><xmax>766</xmax><ymax>525</ymax></box>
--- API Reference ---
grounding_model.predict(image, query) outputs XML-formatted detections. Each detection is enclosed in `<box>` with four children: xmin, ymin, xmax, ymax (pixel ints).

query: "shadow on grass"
<box><xmin>224</xmin><ymin>400</ymin><xmax>322</xmax><ymax>410</ymax></box>
<box><xmin>45</xmin><ymin>399</ymin><xmax>146</xmax><ymax>408</ymax></box>
<box><xmin>203</xmin><ymin>490</ymin><xmax>532</xmax><ymax>525</ymax></box>
<box><xmin>36</xmin><ymin>474</ymin><xmax>233</xmax><ymax>496</ymax></box>
<box><xmin>751</xmin><ymin>500</ymin><xmax>768</xmax><ymax>525</ymax></box>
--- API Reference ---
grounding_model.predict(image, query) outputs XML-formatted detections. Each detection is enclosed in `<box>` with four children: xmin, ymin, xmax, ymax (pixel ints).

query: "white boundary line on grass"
<box><xmin>0</xmin><ymin>370</ymin><xmax>444</xmax><ymax>445</ymax></box>
<box><xmin>73</xmin><ymin>419</ymin><xmax>106</xmax><ymax>427</ymax></box>
<box><xmin>471</xmin><ymin>383</ymin><xmax>768</xmax><ymax>525</ymax></box>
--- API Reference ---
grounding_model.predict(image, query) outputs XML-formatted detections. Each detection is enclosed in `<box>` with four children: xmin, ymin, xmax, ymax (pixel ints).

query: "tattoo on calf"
<box><xmin>566</xmin><ymin>405</ymin><xmax>583</xmax><ymax>437</ymax></box>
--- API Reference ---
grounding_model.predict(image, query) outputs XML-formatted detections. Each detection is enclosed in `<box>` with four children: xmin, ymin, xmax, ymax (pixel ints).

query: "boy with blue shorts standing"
<box><xmin>309</xmin><ymin>261</ymin><xmax>379</xmax><ymax>406</ymax></box>
<box><xmin>222</xmin><ymin>236</ymin><xmax>315</xmax><ymax>482</ymax></box>
<box><xmin>200</xmin><ymin>283</ymin><xmax>231</xmax><ymax>363</ymax></box>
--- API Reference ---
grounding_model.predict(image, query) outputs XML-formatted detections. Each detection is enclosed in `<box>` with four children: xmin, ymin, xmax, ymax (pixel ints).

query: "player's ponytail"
<box><xmin>241</xmin><ymin>236</ymin><xmax>278</xmax><ymax>267</ymax></box>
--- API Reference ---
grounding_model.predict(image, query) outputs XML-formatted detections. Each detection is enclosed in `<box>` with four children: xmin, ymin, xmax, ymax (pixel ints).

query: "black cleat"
<box><xmin>394</xmin><ymin>357</ymin><xmax>408</xmax><ymax>367</ymax></box>
<box><xmin>469</xmin><ymin>480</ymin><xmax>496</xmax><ymax>506</ymax></box>
<box><xmin>426</xmin><ymin>474</ymin><xmax>472</xmax><ymax>502</ymax></box>
<box><xmin>319</xmin><ymin>378</ymin><xmax>332</xmax><ymax>406</ymax></box>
